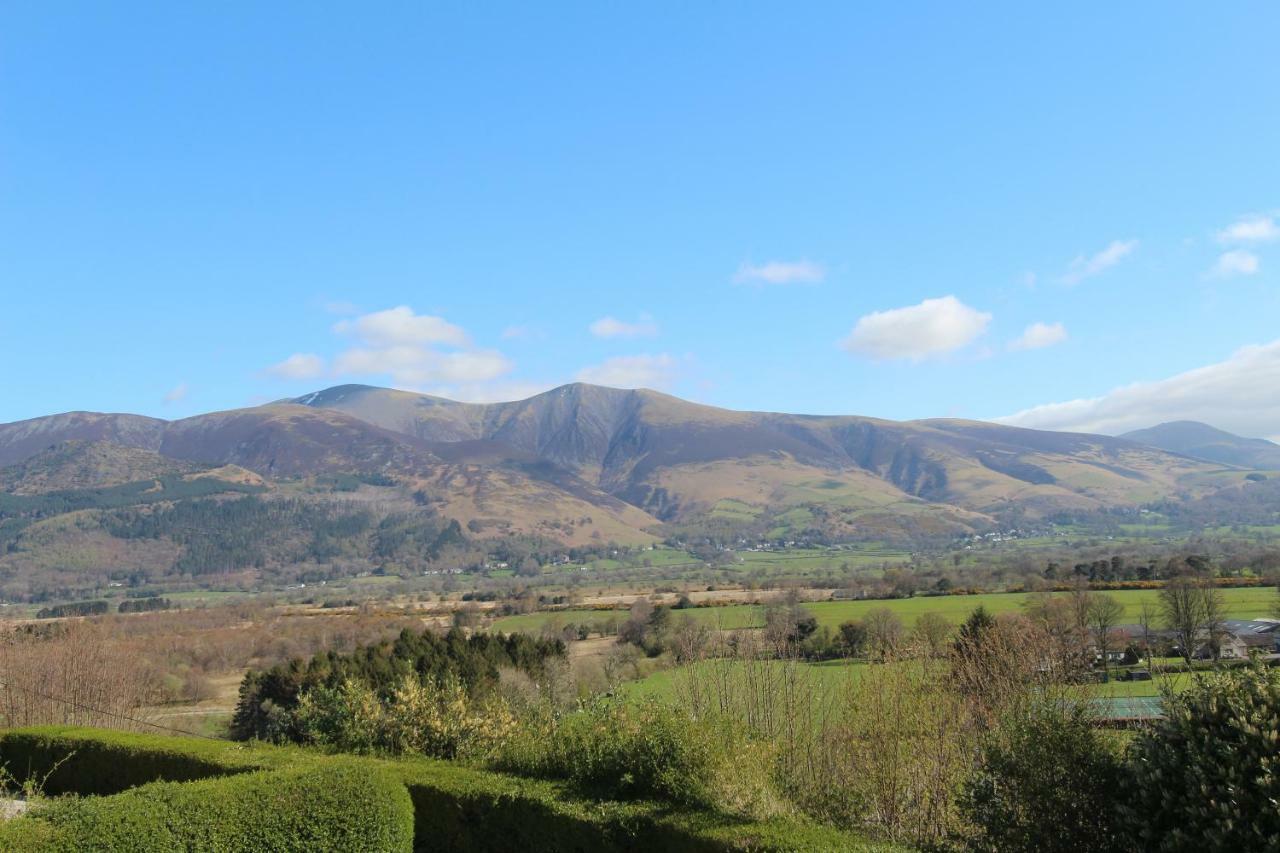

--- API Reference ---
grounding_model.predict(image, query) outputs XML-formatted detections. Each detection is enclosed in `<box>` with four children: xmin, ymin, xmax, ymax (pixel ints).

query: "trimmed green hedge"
<box><xmin>12</xmin><ymin>762</ymin><xmax>413</xmax><ymax>852</ymax></box>
<box><xmin>0</xmin><ymin>726</ymin><xmax>283</xmax><ymax>796</ymax></box>
<box><xmin>0</xmin><ymin>727</ymin><xmax>903</xmax><ymax>852</ymax></box>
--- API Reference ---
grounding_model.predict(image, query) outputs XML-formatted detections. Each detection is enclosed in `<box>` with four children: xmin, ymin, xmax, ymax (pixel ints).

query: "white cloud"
<box><xmin>733</xmin><ymin>260</ymin><xmax>826</xmax><ymax>286</ymax></box>
<box><xmin>840</xmin><ymin>296</ymin><xmax>992</xmax><ymax>361</ymax></box>
<box><xmin>162</xmin><ymin>382</ymin><xmax>189</xmax><ymax>404</ymax></box>
<box><xmin>575</xmin><ymin>354</ymin><xmax>678</xmax><ymax>389</ymax></box>
<box><xmin>1009</xmin><ymin>321</ymin><xmax>1068</xmax><ymax>352</ymax></box>
<box><xmin>998</xmin><ymin>339</ymin><xmax>1280</xmax><ymax>440</ymax></box>
<box><xmin>1209</xmin><ymin>249</ymin><xmax>1260</xmax><ymax>278</ymax></box>
<box><xmin>333</xmin><ymin>346</ymin><xmax>512</xmax><ymax>385</ymax></box>
<box><xmin>1217</xmin><ymin>215</ymin><xmax>1279</xmax><ymax>244</ymax></box>
<box><xmin>334</xmin><ymin>305</ymin><xmax>469</xmax><ymax>347</ymax></box>
<box><xmin>266</xmin><ymin>352</ymin><xmax>326</xmax><ymax>380</ymax></box>
<box><xmin>1062</xmin><ymin>239</ymin><xmax>1137</xmax><ymax>284</ymax></box>
<box><xmin>268</xmin><ymin>305</ymin><xmax>520</xmax><ymax>395</ymax></box>
<box><xmin>589</xmin><ymin>314</ymin><xmax>659</xmax><ymax>338</ymax></box>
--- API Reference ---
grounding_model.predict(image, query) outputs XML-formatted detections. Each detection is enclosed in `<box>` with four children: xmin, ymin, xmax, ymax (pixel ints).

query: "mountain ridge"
<box><xmin>1</xmin><ymin>385</ymin><xmax>1267</xmax><ymax>545</ymax></box>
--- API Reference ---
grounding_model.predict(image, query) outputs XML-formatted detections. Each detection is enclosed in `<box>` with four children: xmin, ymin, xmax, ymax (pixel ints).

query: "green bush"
<box><xmin>295</xmin><ymin>675</ymin><xmax>517</xmax><ymax>760</ymax></box>
<box><xmin>0</xmin><ymin>817</ymin><xmax>68</xmax><ymax>851</ymax></box>
<box><xmin>17</xmin><ymin>762</ymin><xmax>414</xmax><ymax>852</ymax></box>
<box><xmin>961</xmin><ymin>698</ymin><xmax>1126</xmax><ymax>853</ymax></box>
<box><xmin>1122</xmin><ymin>663</ymin><xmax>1280</xmax><ymax>850</ymax></box>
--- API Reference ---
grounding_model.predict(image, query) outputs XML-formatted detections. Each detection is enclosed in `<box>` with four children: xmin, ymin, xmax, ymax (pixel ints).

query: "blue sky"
<box><xmin>3</xmin><ymin>3</ymin><xmax>1279</xmax><ymax>438</ymax></box>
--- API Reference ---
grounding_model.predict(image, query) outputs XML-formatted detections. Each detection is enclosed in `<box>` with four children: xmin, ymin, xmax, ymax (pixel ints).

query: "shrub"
<box><xmin>295</xmin><ymin>675</ymin><xmax>517</xmax><ymax>760</ymax></box>
<box><xmin>20</xmin><ymin>762</ymin><xmax>414</xmax><ymax>852</ymax></box>
<box><xmin>961</xmin><ymin>697</ymin><xmax>1126</xmax><ymax>853</ymax></box>
<box><xmin>232</xmin><ymin>627</ymin><xmax>563</xmax><ymax>741</ymax></box>
<box><xmin>0</xmin><ymin>727</ymin><xmax>267</xmax><ymax>795</ymax></box>
<box><xmin>494</xmin><ymin>697</ymin><xmax>774</xmax><ymax>815</ymax></box>
<box><xmin>1121</xmin><ymin>663</ymin><xmax>1280</xmax><ymax>850</ymax></box>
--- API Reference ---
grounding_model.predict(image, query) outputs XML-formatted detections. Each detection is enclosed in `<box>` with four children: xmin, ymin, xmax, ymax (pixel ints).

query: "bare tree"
<box><xmin>1068</xmin><ymin>577</ymin><xmax>1093</xmax><ymax>639</ymax></box>
<box><xmin>1161</xmin><ymin>574</ymin><xmax>1208</xmax><ymax>664</ymax></box>
<box><xmin>1087</xmin><ymin>594</ymin><xmax>1125</xmax><ymax>676</ymax></box>
<box><xmin>864</xmin><ymin>608</ymin><xmax>904</xmax><ymax>661</ymax></box>
<box><xmin>1200</xmin><ymin>578</ymin><xmax>1226</xmax><ymax>660</ymax></box>
<box><xmin>910</xmin><ymin>612</ymin><xmax>952</xmax><ymax>658</ymax></box>
<box><xmin>1137</xmin><ymin>601</ymin><xmax>1157</xmax><ymax>669</ymax></box>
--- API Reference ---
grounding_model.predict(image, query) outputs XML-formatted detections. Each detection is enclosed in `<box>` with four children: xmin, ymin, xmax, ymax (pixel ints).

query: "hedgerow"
<box><xmin>0</xmin><ymin>726</ymin><xmax>283</xmax><ymax>795</ymax></box>
<box><xmin>22</xmin><ymin>762</ymin><xmax>414</xmax><ymax>852</ymax></box>
<box><xmin>0</xmin><ymin>727</ymin><xmax>899</xmax><ymax>852</ymax></box>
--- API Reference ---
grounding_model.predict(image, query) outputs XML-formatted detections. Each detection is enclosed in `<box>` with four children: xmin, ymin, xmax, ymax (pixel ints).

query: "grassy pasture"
<box><xmin>493</xmin><ymin>586</ymin><xmax>1277</xmax><ymax>634</ymax></box>
<box><xmin>619</xmin><ymin>657</ymin><xmax>1191</xmax><ymax>706</ymax></box>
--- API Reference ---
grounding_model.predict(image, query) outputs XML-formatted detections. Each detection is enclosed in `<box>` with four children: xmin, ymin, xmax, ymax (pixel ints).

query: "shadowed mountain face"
<box><xmin>0</xmin><ymin>412</ymin><xmax>166</xmax><ymax>467</ymax></box>
<box><xmin>284</xmin><ymin>384</ymin><xmax>1246</xmax><ymax>522</ymax></box>
<box><xmin>0</xmin><ymin>385</ymin><xmax>1264</xmax><ymax>548</ymax></box>
<box><xmin>1121</xmin><ymin>421</ymin><xmax>1280</xmax><ymax>470</ymax></box>
<box><xmin>0</xmin><ymin>440</ymin><xmax>198</xmax><ymax>494</ymax></box>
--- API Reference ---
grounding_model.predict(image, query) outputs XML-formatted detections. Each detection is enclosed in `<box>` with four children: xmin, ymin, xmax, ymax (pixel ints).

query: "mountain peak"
<box><xmin>1122</xmin><ymin>421</ymin><xmax>1280</xmax><ymax>469</ymax></box>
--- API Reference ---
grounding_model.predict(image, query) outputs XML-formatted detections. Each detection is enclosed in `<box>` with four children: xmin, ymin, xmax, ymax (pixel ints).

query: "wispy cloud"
<box><xmin>321</xmin><ymin>300</ymin><xmax>360</xmax><ymax>316</ymax></box>
<box><xmin>332</xmin><ymin>346</ymin><xmax>512</xmax><ymax>385</ymax></box>
<box><xmin>840</xmin><ymin>296</ymin><xmax>991</xmax><ymax>361</ymax></box>
<box><xmin>1061</xmin><ymin>239</ymin><xmax>1137</xmax><ymax>285</ymax></box>
<box><xmin>501</xmin><ymin>325</ymin><xmax>539</xmax><ymax>340</ymax></box>
<box><xmin>733</xmin><ymin>260</ymin><xmax>826</xmax><ymax>286</ymax></box>
<box><xmin>998</xmin><ymin>339</ymin><xmax>1280</xmax><ymax>440</ymax></box>
<box><xmin>162</xmin><ymin>382</ymin><xmax>189</xmax><ymax>404</ymax></box>
<box><xmin>575</xmin><ymin>354</ymin><xmax>678</xmax><ymax>389</ymax></box>
<box><xmin>266</xmin><ymin>353</ymin><xmax>326</xmax><ymax>380</ymax></box>
<box><xmin>1009</xmin><ymin>321</ymin><xmax>1068</xmax><ymax>352</ymax></box>
<box><xmin>589</xmin><ymin>314</ymin><xmax>659</xmax><ymax>338</ymax></box>
<box><xmin>421</xmin><ymin>380</ymin><xmax>555</xmax><ymax>404</ymax></box>
<box><xmin>1217</xmin><ymin>214</ymin><xmax>1279</xmax><ymax>244</ymax></box>
<box><xmin>1209</xmin><ymin>249</ymin><xmax>1260</xmax><ymax>278</ymax></box>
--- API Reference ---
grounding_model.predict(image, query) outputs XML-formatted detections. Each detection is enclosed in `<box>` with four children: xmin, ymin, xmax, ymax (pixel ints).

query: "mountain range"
<box><xmin>2</xmin><ymin>384</ymin><xmax>1274</xmax><ymax>550</ymax></box>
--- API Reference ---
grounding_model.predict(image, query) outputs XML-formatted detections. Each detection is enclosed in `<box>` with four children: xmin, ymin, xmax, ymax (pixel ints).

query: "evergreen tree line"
<box><xmin>230</xmin><ymin>627</ymin><xmax>565</xmax><ymax>742</ymax></box>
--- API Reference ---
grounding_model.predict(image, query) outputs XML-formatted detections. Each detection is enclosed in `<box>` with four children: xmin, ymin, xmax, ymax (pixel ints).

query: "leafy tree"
<box><xmin>962</xmin><ymin>699</ymin><xmax>1126</xmax><ymax>853</ymax></box>
<box><xmin>955</xmin><ymin>605</ymin><xmax>996</xmax><ymax>650</ymax></box>
<box><xmin>837</xmin><ymin>620</ymin><xmax>867</xmax><ymax>657</ymax></box>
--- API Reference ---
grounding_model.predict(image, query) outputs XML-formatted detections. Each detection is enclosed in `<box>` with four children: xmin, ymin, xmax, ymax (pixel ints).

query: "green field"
<box><xmin>622</xmin><ymin>658</ymin><xmax>867</xmax><ymax>700</ymax></box>
<box><xmin>620</xmin><ymin>657</ymin><xmax>1190</xmax><ymax>706</ymax></box>
<box><xmin>493</xmin><ymin>586</ymin><xmax>1278</xmax><ymax>634</ymax></box>
<box><xmin>539</xmin><ymin>544</ymin><xmax>913</xmax><ymax>577</ymax></box>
